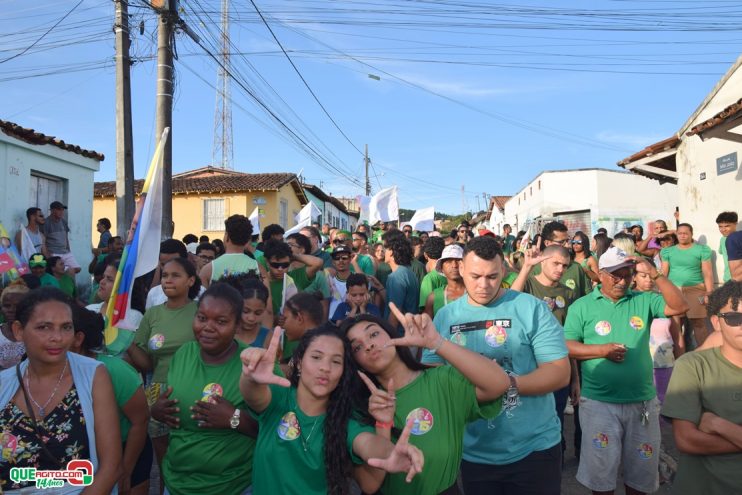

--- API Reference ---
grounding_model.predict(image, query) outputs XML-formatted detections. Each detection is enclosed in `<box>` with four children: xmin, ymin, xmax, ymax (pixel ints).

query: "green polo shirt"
<box><xmin>564</xmin><ymin>286</ymin><xmax>666</xmax><ymax>403</ymax></box>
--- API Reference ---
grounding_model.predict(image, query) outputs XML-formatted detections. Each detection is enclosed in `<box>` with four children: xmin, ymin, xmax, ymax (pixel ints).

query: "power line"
<box><xmin>0</xmin><ymin>0</ymin><xmax>85</xmax><ymax>64</ymax></box>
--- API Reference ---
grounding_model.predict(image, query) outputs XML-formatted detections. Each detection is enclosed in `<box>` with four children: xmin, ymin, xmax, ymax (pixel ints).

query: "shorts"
<box><xmin>577</xmin><ymin>397</ymin><xmax>660</xmax><ymax>493</ymax></box>
<box><xmin>53</xmin><ymin>251</ymin><xmax>81</xmax><ymax>271</ymax></box>
<box><xmin>146</xmin><ymin>382</ymin><xmax>170</xmax><ymax>438</ymax></box>
<box><xmin>681</xmin><ymin>284</ymin><xmax>707</xmax><ymax>319</ymax></box>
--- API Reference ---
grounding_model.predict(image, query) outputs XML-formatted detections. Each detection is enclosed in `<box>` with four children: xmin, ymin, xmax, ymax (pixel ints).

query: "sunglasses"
<box><xmin>333</xmin><ymin>239</ymin><xmax>346</xmax><ymax>244</ymax></box>
<box><xmin>269</xmin><ymin>261</ymin><xmax>291</xmax><ymax>269</ymax></box>
<box><xmin>571</xmin><ymin>240</ymin><xmax>583</xmax><ymax>245</ymax></box>
<box><xmin>333</xmin><ymin>256</ymin><xmax>350</xmax><ymax>262</ymax></box>
<box><xmin>717</xmin><ymin>312</ymin><xmax>742</xmax><ymax>326</ymax></box>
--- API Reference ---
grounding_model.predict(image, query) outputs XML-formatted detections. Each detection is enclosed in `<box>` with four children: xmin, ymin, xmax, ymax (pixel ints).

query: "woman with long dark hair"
<box><xmin>240</xmin><ymin>325</ymin><xmax>424</xmax><ymax>495</ymax></box>
<box><xmin>571</xmin><ymin>231</ymin><xmax>599</xmax><ymax>283</ymax></box>
<box><xmin>341</xmin><ymin>303</ymin><xmax>509</xmax><ymax>495</ymax></box>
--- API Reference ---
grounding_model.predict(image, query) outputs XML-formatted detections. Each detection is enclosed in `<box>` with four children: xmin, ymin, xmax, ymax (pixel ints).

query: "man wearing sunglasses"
<box><xmin>662</xmin><ymin>280</ymin><xmax>742</xmax><ymax>495</ymax></box>
<box><xmin>564</xmin><ymin>247</ymin><xmax>689</xmax><ymax>495</ymax></box>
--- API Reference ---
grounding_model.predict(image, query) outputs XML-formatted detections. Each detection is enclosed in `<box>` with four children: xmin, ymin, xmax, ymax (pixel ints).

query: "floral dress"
<box><xmin>0</xmin><ymin>385</ymin><xmax>90</xmax><ymax>491</ymax></box>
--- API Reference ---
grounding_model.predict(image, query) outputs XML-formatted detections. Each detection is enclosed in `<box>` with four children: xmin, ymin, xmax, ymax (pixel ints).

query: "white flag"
<box><xmin>248</xmin><ymin>206</ymin><xmax>261</xmax><ymax>235</ymax></box>
<box><xmin>357</xmin><ymin>195</ymin><xmax>371</xmax><ymax>224</ymax></box>
<box><xmin>295</xmin><ymin>202</ymin><xmax>322</xmax><ymax>224</ymax></box>
<box><xmin>368</xmin><ymin>186</ymin><xmax>399</xmax><ymax>224</ymax></box>
<box><xmin>408</xmin><ymin>206</ymin><xmax>435</xmax><ymax>232</ymax></box>
<box><xmin>283</xmin><ymin>218</ymin><xmax>312</xmax><ymax>238</ymax></box>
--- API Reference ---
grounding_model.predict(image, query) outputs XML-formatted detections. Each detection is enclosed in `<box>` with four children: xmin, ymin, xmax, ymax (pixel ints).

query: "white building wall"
<box><xmin>504</xmin><ymin>169</ymin><xmax>677</xmax><ymax>236</ymax></box>
<box><xmin>0</xmin><ymin>133</ymin><xmax>100</xmax><ymax>286</ymax></box>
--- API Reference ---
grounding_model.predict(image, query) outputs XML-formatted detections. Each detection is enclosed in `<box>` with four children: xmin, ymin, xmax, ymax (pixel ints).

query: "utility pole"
<box><xmin>156</xmin><ymin>9</ymin><xmax>174</xmax><ymax>238</ymax></box>
<box><xmin>364</xmin><ymin>144</ymin><xmax>371</xmax><ymax>196</ymax></box>
<box><xmin>211</xmin><ymin>0</ymin><xmax>233</xmax><ymax>169</ymax></box>
<box><xmin>114</xmin><ymin>0</ymin><xmax>134</xmax><ymax>237</ymax></box>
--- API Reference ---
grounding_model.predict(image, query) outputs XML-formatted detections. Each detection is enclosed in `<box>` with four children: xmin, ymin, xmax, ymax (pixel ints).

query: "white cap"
<box><xmin>436</xmin><ymin>244</ymin><xmax>464</xmax><ymax>271</ymax></box>
<box><xmin>598</xmin><ymin>246</ymin><xmax>636</xmax><ymax>273</ymax></box>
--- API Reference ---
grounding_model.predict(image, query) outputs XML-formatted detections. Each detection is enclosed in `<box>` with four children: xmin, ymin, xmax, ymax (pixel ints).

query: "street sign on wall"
<box><xmin>716</xmin><ymin>152</ymin><xmax>738</xmax><ymax>176</ymax></box>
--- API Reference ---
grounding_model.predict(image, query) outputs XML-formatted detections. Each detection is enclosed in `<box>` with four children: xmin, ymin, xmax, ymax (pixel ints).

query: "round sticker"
<box><xmin>592</xmin><ymin>432</ymin><xmax>609</xmax><ymax>449</ymax></box>
<box><xmin>406</xmin><ymin>408</ymin><xmax>434</xmax><ymax>435</ymax></box>
<box><xmin>200</xmin><ymin>383</ymin><xmax>223</xmax><ymax>403</ymax></box>
<box><xmin>565</xmin><ymin>279</ymin><xmax>576</xmax><ymax>290</ymax></box>
<box><xmin>594</xmin><ymin>321</ymin><xmax>612</xmax><ymax>336</ymax></box>
<box><xmin>485</xmin><ymin>325</ymin><xmax>508</xmax><ymax>348</ymax></box>
<box><xmin>0</xmin><ymin>432</ymin><xmax>18</xmax><ymax>460</ymax></box>
<box><xmin>450</xmin><ymin>332</ymin><xmax>467</xmax><ymax>346</ymax></box>
<box><xmin>543</xmin><ymin>297</ymin><xmax>555</xmax><ymax>311</ymax></box>
<box><xmin>629</xmin><ymin>316</ymin><xmax>645</xmax><ymax>331</ymax></box>
<box><xmin>637</xmin><ymin>443</ymin><xmax>653</xmax><ymax>459</ymax></box>
<box><xmin>555</xmin><ymin>296</ymin><xmax>566</xmax><ymax>309</ymax></box>
<box><xmin>148</xmin><ymin>334</ymin><xmax>165</xmax><ymax>350</ymax></box>
<box><xmin>277</xmin><ymin>412</ymin><xmax>301</xmax><ymax>440</ymax></box>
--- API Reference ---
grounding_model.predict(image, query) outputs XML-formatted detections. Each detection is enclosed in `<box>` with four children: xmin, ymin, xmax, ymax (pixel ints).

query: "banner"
<box><xmin>408</xmin><ymin>206</ymin><xmax>435</xmax><ymax>232</ymax></box>
<box><xmin>104</xmin><ymin>128</ymin><xmax>168</xmax><ymax>354</ymax></box>
<box><xmin>248</xmin><ymin>206</ymin><xmax>261</xmax><ymax>236</ymax></box>
<box><xmin>368</xmin><ymin>186</ymin><xmax>399</xmax><ymax>224</ymax></box>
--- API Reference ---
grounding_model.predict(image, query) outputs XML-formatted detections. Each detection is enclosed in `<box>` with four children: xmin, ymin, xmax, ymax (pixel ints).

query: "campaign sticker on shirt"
<box><xmin>543</xmin><ymin>297</ymin><xmax>555</xmax><ymax>311</ymax></box>
<box><xmin>200</xmin><ymin>383</ymin><xmax>223</xmax><ymax>403</ymax></box>
<box><xmin>592</xmin><ymin>432</ymin><xmax>609</xmax><ymax>449</ymax></box>
<box><xmin>0</xmin><ymin>432</ymin><xmax>18</xmax><ymax>460</ymax></box>
<box><xmin>406</xmin><ymin>408</ymin><xmax>434</xmax><ymax>435</ymax></box>
<box><xmin>629</xmin><ymin>316</ymin><xmax>645</xmax><ymax>331</ymax></box>
<box><xmin>555</xmin><ymin>296</ymin><xmax>566</xmax><ymax>309</ymax></box>
<box><xmin>149</xmin><ymin>333</ymin><xmax>165</xmax><ymax>350</ymax></box>
<box><xmin>637</xmin><ymin>443</ymin><xmax>653</xmax><ymax>459</ymax></box>
<box><xmin>450</xmin><ymin>332</ymin><xmax>467</xmax><ymax>346</ymax></box>
<box><xmin>277</xmin><ymin>412</ymin><xmax>301</xmax><ymax>440</ymax></box>
<box><xmin>485</xmin><ymin>325</ymin><xmax>508</xmax><ymax>348</ymax></box>
<box><xmin>565</xmin><ymin>279</ymin><xmax>576</xmax><ymax>290</ymax></box>
<box><xmin>594</xmin><ymin>321</ymin><xmax>612</xmax><ymax>336</ymax></box>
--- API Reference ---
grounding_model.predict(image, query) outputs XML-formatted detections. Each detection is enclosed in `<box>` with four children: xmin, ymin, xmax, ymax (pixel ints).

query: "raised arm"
<box><xmin>509</xmin><ymin>248</ymin><xmax>548</xmax><ymax>292</ymax></box>
<box><xmin>293</xmin><ymin>253</ymin><xmax>323</xmax><ymax>278</ymax></box>
<box><xmin>239</xmin><ymin>329</ymin><xmax>290</xmax><ymax>414</ymax></box>
<box><xmin>388</xmin><ymin>303</ymin><xmax>509</xmax><ymax>402</ymax></box>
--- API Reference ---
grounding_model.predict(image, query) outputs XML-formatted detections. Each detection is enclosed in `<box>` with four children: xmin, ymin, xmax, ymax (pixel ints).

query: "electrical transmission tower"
<box><xmin>212</xmin><ymin>0</ymin><xmax>233</xmax><ymax>169</ymax></box>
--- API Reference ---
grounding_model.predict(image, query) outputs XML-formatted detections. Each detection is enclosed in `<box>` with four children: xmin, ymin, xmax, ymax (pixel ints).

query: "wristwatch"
<box><xmin>506</xmin><ymin>372</ymin><xmax>519</xmax><ymax>400</ymax></box>
<box><xmin>230</xmin><ymin>409</ymin><xmax>241</xmax><ymax>429</ymax></box>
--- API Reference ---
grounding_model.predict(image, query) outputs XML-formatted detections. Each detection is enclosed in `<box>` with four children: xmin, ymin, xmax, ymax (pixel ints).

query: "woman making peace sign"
<box><xmin>341</xmin><ymin>303</ymin><xmax>510</xmax><ymax>495</ymax></box>
<box><xmin>240</xmin><ymin>325</ymin><xmax>424</xmax><ymax>495</ymax></box>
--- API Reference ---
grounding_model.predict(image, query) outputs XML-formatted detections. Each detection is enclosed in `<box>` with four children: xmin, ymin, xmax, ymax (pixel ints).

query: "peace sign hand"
<box><xmin>241</xmin><ymin>327</ymin><xmax>291</xmax><ymax>387</ymax></box>
<box><xmin>368</xmin><ymin>420</ymin><xmax>425</xmax><ymax>482</ymax></box>
<box><xmin>387</xmin><ymin>303</ymin><xmax>441</xmax><ymax>350</ymax></box>
<box><xmin>359</xmin><ymin>371</ymin><xmax>395</xmax><ymax>424</ymax></box>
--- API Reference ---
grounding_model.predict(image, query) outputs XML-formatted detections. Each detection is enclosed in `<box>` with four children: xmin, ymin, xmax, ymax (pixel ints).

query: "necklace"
<box><xmin>300</xmin><ymin>417</ymin><xmax>320</xmax><ymax>452</ymax></box>
<box><xmin>25</xmin><ymin>359</ymin><xmax>68</xmax><ymax>418</ymax></box>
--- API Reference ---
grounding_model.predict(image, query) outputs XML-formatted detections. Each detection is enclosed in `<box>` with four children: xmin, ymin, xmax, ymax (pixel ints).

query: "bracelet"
<box><xmin>375</xmin><ymin>420</ymin><xmax>393</xmax><ymax>429</ymax></box>
<box><xmin>650</xmin><ymin>272</ymin><xmax>663</xmax><ymax>281</ymax></box>
<box><xmin>431</xmin><ymin>335</ymin><xmax>445</xmax><ymax>354</ymax></box>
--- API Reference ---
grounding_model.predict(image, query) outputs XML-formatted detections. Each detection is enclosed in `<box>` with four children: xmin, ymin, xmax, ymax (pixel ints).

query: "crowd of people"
<box><xmin>1</xmin><ymin>201</ymin><xmax>741</xmax><ymax>495</ymax></box>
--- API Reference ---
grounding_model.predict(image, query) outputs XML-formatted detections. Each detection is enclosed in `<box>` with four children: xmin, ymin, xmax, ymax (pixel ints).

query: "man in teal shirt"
<box><xmin>564</xmin><ymin>247</ymin><xmax>688</xmax><ymax>495</ymax></box>
<box><xmin>716</xmin><ymin>211</ymin><xmax>738</xmax><ymax>282</ymax></box>
<box><xmin>423</xmin><ymin>236</ymin><xmax>570</xmax><ymax>495</ymax></box>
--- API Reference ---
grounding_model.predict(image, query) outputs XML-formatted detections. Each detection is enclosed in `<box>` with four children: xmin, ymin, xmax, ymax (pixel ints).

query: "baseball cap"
<box><xmin>50</xmin><ymin>201</ymin><xmax>67</xmax><ymax>210</ymax></box>
<box><xmin>598</xmin><ymin>247</ymin><xmax>636</xmax><ymax>273</ymax></box>
<box><xmin>186</xmin><ymin>242</ymin><xmax>198</xmax><ymax>255</ymax></box>
<box><xmin>29</xmin><ymin>253</ymin><xmax>47</xmax><ymax>268</ymax></box>
<box><xmin>478</xmin><ymin>229</ymin><xmax>495</xmax><ymax>237</ymax></box>
<box><xmin>331</xmin><ymin>245</ymin><xmax>352</xmax><ymax>258</ymax></box>
<box><xmin>436</xmin><ymin>244</ymin><xmax>464</xmax><ymax>271</ymax></box>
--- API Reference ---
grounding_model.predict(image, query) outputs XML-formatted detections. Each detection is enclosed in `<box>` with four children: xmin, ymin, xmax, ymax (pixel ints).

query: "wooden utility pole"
<box><xmin>156</xmin><ymin>11</ymin><xmax>174</xmax><ymax>238</ymax></box>
<box><xmin>364</xmin><ymin>144</ymin><xmax>371</xmax><ymax>196</ymax></box>
<box><xmin>114</xmin><ymin>0</ymin><xmax>134</xmax><ymax>236</ymax></box>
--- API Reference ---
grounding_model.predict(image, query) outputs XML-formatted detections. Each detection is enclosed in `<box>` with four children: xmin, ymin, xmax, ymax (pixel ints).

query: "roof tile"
<box><xmin>0</xmin><ymin>119</ymin><xmax>104</xmax><ymax>161</ymax></box>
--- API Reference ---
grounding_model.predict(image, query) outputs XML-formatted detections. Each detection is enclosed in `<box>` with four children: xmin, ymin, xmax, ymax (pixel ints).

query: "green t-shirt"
<box><xmin>269</xmin><ymin>268</ymin><xmax>308</xmax><ymax>314</ymax></box>
<box><xmin>97</xmin><ymin>354</ymin><xmax>142</xmax><ymax>441</ymax></box>
<box><xmin>661</xmin><ymin>347</ymin><xmax>742</xmax><ymax>494</ymax></box>
<box><xmin>162</xmin><ymin>341</ymin><xmax>254</xmax><ymax>495</ymax></box>
<box><xmin>532</xmin><ymin>260</ymin><xmax>591</xmax><ymax>298</ymax></box>
<box><xmin>210</xmin><ymin>253</ymin><xmax>259</xmax><ymax>282</ymax></box>
<box><xmin>350</xmin><ymin>254</ymin><xmax>375</xmax><ymax>277</ymax></box>
<box><xmin>410</xmin><ymin>258</ymin><xmax>427</xmax><ymax>285</ymax></box>
<box><xmin>250</xmin><ymin>385</ymin><xmax>373</xmax><ymax>495</ymax></box>
<box><xmin>382</xmin><ymin>366</ymin><xmax>501</xmax><ymax>495</ymax></box>
<box><xmin>134</xmin><ymin>301</ymin><xmax>198</xmax><ymax>383</ymax></box>
<box><xmin>503</xmin><ymin>234</ymin><xmax>516</xmax><ymax>254</ymax></box>
<box><xmin>564</xmin><ymin>287</ymin><xmax>666</xmax><ymax>403</ymax></box>
<box><xmin>419</xmin><ymin>270</ymin><xmax>447</xmax><ymax>309</ymax></box>
<box><xmin>304</xmin><ymin>270</ymin><xmax>331</xmax><ymax>299</ymax></box>
<box><xmin>376</xmin><ymin>262</ymin><xmax>392</xmax><ymax>287</ymax></box>
<box><xmin>39</xmin><ymin>273</ymin><xmax>60</xmax><ymax>288</ymax></box>
<box><xmin>719</xmin><ymin>236</ymin><xmax>731</xmax><ymax>282</ymax></box>
<box><xmin>661</xmin><ymin>243</ymin><xmax>712</xmax><ymax>287</ymax></box>
<box><xmin>57</xmin><ymin>274</ymin><xmax>76</xmax><ymax>298</ymax></box>
<box><xmin>522</xmin><ymin>277</ymin><xmax>576</xmax><ymax>325</ymax></box>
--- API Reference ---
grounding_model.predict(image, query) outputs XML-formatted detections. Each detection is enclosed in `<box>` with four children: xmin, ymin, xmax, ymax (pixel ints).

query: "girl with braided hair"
<box><xmin>240</xmin><ymin>324</ymin><xmax>424</xmax><ymax>494</ymax></box>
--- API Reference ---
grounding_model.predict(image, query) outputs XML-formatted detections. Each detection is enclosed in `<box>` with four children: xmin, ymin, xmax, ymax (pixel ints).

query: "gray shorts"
<box><xmin>576</xmin><ymin>397</ymin><xmax>660</xmax><ymax>493</ymax></box>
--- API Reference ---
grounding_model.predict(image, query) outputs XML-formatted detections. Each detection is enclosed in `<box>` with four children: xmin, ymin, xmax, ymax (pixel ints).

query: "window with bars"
<box><xmin>203</xmin><ymin>199</ymin><xmax>225</xmax><ymax>231</ymax></box>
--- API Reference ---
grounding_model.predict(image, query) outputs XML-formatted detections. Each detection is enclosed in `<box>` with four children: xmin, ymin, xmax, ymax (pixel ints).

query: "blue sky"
<box><xmin>3</xmin><ymin>0</ymin><xmax>741</xmax><ymax>214</ymax></box>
